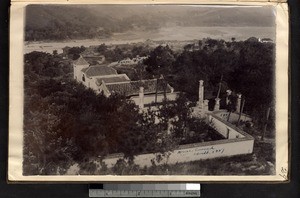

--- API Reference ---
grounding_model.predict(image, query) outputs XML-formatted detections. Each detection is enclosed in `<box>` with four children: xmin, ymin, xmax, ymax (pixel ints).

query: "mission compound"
<box><xmin>71</xmin><ymin>54</ymin><xmax>255</xmax><ymax>168</ymax></box>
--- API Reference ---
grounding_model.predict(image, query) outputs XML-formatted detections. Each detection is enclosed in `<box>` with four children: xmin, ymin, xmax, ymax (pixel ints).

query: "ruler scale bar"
<box><xmin>89</xmin><ymin>190</ymin><xmax>200</xmax><ymax>197</ymax></box>
<box><xmin>89</xmin><ymin>184</ymin><xmax>200</xmax><ymax>197</ymax></box>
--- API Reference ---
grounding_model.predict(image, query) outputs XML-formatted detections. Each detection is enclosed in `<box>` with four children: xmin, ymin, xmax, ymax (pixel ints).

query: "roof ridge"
<box><xmin>95</xmin><ymin>74</ymin><xmax>127</xmax><ymax>79</ymax></box>
<box><xmin>74</xmin><ymin>56</ymin><xmax>89</xmax><ymax>66</ymax></box>
<box><xmin>89</xmin><ymin>65</ymin><xmax>108</xmax><ymax>67</ymax></box>
<box><xmin>82</xmin><ymin>65</ymin><xmax>117</xmax><ymax>77</ymax></box>
<box><xmin>130</xmin><ymin>78</ymin><xmax>158</xmax><ymax>83</ymax></box>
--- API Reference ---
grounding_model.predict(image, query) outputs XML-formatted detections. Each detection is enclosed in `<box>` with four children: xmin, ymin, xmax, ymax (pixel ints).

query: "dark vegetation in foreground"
<box><xmin>23</xmin><ymin>38</ymin><xmax>275</xmax><ymax>175</ymax></box>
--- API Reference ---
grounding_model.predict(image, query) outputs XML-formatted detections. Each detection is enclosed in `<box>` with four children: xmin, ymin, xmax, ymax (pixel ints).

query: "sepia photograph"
<box><xmin>8</xmin><ymin>2</ymin><xmax>289</xmax><ymax>182</ymax></box>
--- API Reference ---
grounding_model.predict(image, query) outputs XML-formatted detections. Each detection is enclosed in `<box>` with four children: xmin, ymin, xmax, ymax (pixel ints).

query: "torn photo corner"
<box><xmin>8</xmin><ymin>1</ymin><xmax>289</xmax><ymax>182</ymax></box>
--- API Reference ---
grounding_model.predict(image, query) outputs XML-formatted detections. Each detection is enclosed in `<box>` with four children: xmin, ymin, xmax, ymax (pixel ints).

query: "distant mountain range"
<box><xmin>25</xmin><ymin>5</ymin><xmax>275</xmax><ymax>41</ymax></box>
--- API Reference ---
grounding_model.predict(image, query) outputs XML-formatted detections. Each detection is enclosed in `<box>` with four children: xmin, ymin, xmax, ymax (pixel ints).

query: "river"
<box><xmin>24</xmin><ymin>26</ymin><xmax>275</xmax><ymax>54</ymax></box>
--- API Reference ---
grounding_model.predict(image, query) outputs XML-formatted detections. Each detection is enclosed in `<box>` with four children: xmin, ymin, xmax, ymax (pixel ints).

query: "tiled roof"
<box><xmin>84</xmin><ymin>56</ymin><xmax>105</xmax><ymax>65</ymax></box>
<box><xmin>81</xmin><ymin>65</ymin><xmax>117</xmax><ymax>77</ymax></box>
<box><xmin>73</xmin><ymin>56</ymin><xmax>89</xmax><ymax>66</ymax></box>
<box><xmin>96</xmin><ymin>75</ymin><xmax>130</xmax><ymax>85</ymax></box>
<box><xmin>106</xmin><ymin>79</ymin><xmax>172</xmax><ymax>96</ymax></box>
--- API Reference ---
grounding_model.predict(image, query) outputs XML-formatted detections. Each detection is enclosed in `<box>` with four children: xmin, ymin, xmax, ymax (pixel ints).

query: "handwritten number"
<box><xmin>279</xmin><ymin>167</ymin><xmax>288</xmax><ymax>180</ymax></box>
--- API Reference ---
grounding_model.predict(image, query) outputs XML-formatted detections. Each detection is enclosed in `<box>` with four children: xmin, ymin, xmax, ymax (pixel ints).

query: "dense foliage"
<box><xmin>144</xmin><ymin>38</ymin><xmax>275</xmax><ymax>122</ymax></box>
<box><xmin>95</xmin><ymin>43</ymin><xmax>152</xmax><ymax>62</ymax></box>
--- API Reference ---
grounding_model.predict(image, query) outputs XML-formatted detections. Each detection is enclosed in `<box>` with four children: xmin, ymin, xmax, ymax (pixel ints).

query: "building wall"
<box><xmin>130</xmin><ymin>92</ymin><xmax>179</xmax><ymax>106</ymax></box>
<box><xmin>80</xmin><ymin>74</ymin><xmax>93</xmax><ymax>89</ymax></box>
<box><xmin>213</xmin><ymin>111</ymin><xmax>252</xmax><ymax>123</ymax></box>
<box><xmin>102</xmin><ymin>137</ymin><xmax>254</xmax><ymax>168</ymax></box>
<box><xmin>85</xmin><ymin>77</ymin><xmax>111</xmax><ymax>96</ymax></box>
<box><xmin>208</xmin><ymin>114</ymin><xmax>246</xmax><ymax>139</ymax></box>
<box><xmin>73</xmin><ymin>65</ymin><xmax>80</xmax><ymax>81</ymax></box>
<box><xmin>98</xmin><ymin>83</ymin><xmax>111</xmax><ymax>97</ymax></box>
<box><xmin>73</xmin><ymin>64</ymin><xmax>89</xmax><ymax>83</ymax></box>
<box><xmin>74</xmin><ymin>68</ymin><xmax>98</xmax><ymax>90</ymax></box>
<box><xmin>89</xmin><ymin>78</ymin><xmax>99</xmax><ymax>91</ymax></box>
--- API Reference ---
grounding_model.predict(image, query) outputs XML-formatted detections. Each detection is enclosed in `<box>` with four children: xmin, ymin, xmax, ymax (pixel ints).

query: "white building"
<box><xmin>73</xmin><ymin>56</ymin><xmax>178</xmax><ymax>108</ymax></box>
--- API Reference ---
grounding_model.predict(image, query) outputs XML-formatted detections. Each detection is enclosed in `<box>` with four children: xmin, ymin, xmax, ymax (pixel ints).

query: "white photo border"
<box><xmin>8</xmin><ymin>1</ymin><xmax>289</xmax><ymax>182</ymax></box>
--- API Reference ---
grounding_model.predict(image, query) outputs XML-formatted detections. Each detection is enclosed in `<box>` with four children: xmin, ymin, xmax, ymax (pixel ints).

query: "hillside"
<box><xmin>25</xmin><ymin>5</ymin><xmax>275</xmax><ymax>41</ymax></box>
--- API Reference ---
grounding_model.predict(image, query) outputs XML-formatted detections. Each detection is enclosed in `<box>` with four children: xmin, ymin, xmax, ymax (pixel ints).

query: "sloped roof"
<box><xmin>73</xmin><ymin>56</ymin><xmax>89</xmax><ymax>66</ymax></box>
<box><xmin>84</xmin><ymin>56</ymin><xmax>105</xmax><ymax>65</ymax></box>
<box><xmin>81</xmin><ymin>65</ymin><xmax>117</xmax><ymax>77</ymax></box>
<box><xmin>106</xmin><ymin>79</ymin><xmax>172</xmax><ymax>96</ymax></box>
<box><xmin>96</xmin><ymin>75</ymin><xmax>130</xmax><ymax>85</ymax></box>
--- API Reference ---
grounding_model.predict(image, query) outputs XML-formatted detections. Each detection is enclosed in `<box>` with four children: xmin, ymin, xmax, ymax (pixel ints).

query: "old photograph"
<box><xmin>8</xmin><ymin>2</ymin><xmax>289</xmax><ymax>181</ymax></box>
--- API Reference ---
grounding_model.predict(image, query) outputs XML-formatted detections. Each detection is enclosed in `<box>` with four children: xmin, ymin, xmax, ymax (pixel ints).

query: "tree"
<box><xmin>171</xmin><ymin>94</ymin><xmax>193</xmax><ymax>139</ymax></box>
<box><xmin>97</xmin><ymin>43</ymin><xmax>108</xmax><ymax>54</ymax></box>
<box><xmin>113</xmin><ymin>46</ymin><xmax>124</xmax><ymax>61</ymax></box>
<box><xmin>68</xmin><ymin>46</ymin><xmax>86</xmax><ymax>60</ymax></box>
<box><xmin>144</xmin><ymin>45</ymin><xmax>176</xmax><ymax>75</ymax></box>
<box><xmin>23</xmin><ymin>103</ymin><xmax>78</xmax><ymax>175</ymax></box>
<box><xmin>227</xmin><ymin>40</ymin><xmax>275</xmax><ymax>114</ymax></box>
<box><xmin>131</xmin><ymin>45</ymin><xmax>150</xmax><ymax>57</ymax></box>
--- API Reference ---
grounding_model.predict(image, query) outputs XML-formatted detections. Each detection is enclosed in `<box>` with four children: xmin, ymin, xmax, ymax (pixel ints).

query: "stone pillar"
<box><xmin>198</xmin><ymin>80</ymin><xmax>204</xmax><ymax>109</ymax></box>
<box><xmin>167</xmin><ymin>119</ymin><xmax>172</xmax><ymax>135</ymax></box>
<box><xmin>170</xmin><ymin>87</ymin><xmax>174</xmax><ymax>93</ymax></box>
<box><xmin>236</xmin><ymin>94</ymin><xmax>242</xmax><ymax>113</ymax></box>
<box><xmin>204</xmin><ymin>99</ymin><xmax>209</xmax><ymax>111</ymax></box>
<box><xmin>214</xmin><ymin>98</ymin><xmax>220</xmax><ymax>111</ymax></box>
<box><xmin>139</xmin><ymin>87</ymin><xmax>144</xmax><ymax>109</ymax></box>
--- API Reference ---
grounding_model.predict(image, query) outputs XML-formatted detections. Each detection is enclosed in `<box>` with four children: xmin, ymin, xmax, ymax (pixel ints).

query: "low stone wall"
<box><xmin>212</xmin><ymin>110</ymin><xmax>252</xmax><ymax>123</ymax></box>
<box><xmin>102</xmin><ymin>114</ymin><xmax>254</xmax><ymax>168</ymax></box>
<box><xmin>130</xmin><ymin>92</ymin><xmax>179</xmax><ymax>106</ymax></box>
<box><xmin>208</xmin><ymin>114</ymin><xmax>243</xmax><ymax>139</ymax></box>
<box><xmin>102</xmin><ymin>137</ymin><xmax>254</xmax><ymax>168</ymax></box>
<box><xmin>208</xmin><ymin>112</ymin><xmax>254</xmax><ymax>140</ymax></box>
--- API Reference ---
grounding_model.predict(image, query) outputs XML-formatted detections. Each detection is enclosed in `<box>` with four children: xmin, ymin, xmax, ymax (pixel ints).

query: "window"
<box><xmin>82</xmin><ymin>74</ymin><xmax>85</xmax><ymax>82</ymax></box>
